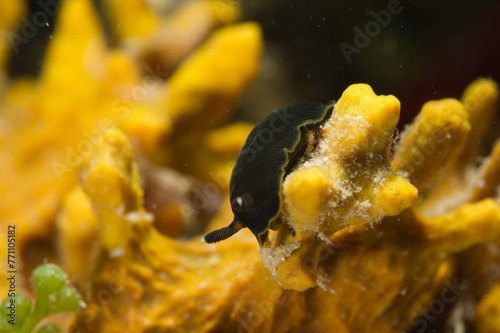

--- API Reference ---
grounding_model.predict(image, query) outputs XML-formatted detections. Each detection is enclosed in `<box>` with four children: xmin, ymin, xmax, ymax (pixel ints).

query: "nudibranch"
<box><xmin>203</xmin><ymin>102</ymin><xmax>334</xmax><ymax>246</ymax></box>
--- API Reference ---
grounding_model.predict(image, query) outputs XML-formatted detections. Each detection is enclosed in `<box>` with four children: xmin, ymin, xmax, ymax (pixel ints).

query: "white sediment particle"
<box><xmin>109</xmin><ymin>246</ymin><xmax>125</xmax><ymax>258</ymax></box>
<box><xmin>124</xmin><ymin>211</ymin><xmax>154</xmax><ymax>223</ymax></box>
<box><xmin>332</xmin><ymin>177</ymin><xmax>359</xmax><ymax>201</ymax></box>
<box><xmin>372</xmin><ymin>171</ymin><xmax>387</xmax><ymax>187</ymax></box>
<box><xmin>358</xmin><ymin>199</ymin><xmax>372</xmax><ymax>210</ymax></box>
<box><xmin>79</xmin><ymin>300</ymin><xmax>87</xmax><ymax>309</ymax></box>
<box><xmin>317</xmin><ymin>232</ymin><xmax>332</xmax><ymax>245</ymax></box>
<box><xmin>260</xmin><ymin>241</ymin><xmax>301</xmax><ymax>279</ymax></box>
<box><xmin>115</xmin><ymin>203</ymin><xmax>125</xmax><ymax>215</ymax></box>
<box><xmin>316</xmin><ymin>267</ymin><xmax>336</xmax><ymax>294</ymax></box>
<box><xmin>396</xmin><ymin>169</ymin><xmax>410</xmax><ymax>180</ymax></box>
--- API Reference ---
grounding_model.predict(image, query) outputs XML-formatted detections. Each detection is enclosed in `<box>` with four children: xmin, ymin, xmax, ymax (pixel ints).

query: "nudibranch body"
<box><xmin>203</xmin><ymin>102</ymin><xmax>334</xmax><ymax>246</ymax></box>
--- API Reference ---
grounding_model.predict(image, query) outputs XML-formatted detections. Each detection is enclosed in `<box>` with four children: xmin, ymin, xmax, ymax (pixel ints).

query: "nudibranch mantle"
<box><xmin>203</xmin><ymin>102</ymin><xmax>334</xmax><ymax>246</ymax></box>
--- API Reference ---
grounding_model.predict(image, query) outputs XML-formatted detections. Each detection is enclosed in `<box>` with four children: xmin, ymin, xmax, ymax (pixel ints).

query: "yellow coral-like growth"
<box><xmin>460</xmin><ymin>77</ymin><xmax>499</xmax><ymax>163</ymax></box>
<box><xmin>469</xmin><ymin>141</ymin><xmax>500</xmax><ymax>202</ymax></box>
<box><xmin>409</xmin><ymin>78</ymin><xmax>499</xmax><ymax>216</ymax></box>
<box><xmin>56</xmin><ymin>186</ymin><xmax>99</xmax><ymax>285</ymax></box>
<box><xmin>475</xmin><ymin>281</ymin><xmax>500</xmax><ymax>333</ymax></box>
<box><xmin>102</xmin><ymin>0</ymin><xmax>159</xmax><ymax>39</ymax></box>
<box><xmin>24</xmin><ymin>78</ymin><xmax>500</xmax><ymax>333</ymax></box>
<box><xmin>158</xmin><ymin>21</ymin><xmax>262</xmax><ymax>179</ymax></box>
<box><xmin>164</xmin><ymin>22</ymin><xmax>262</xmax><ymax>133</ymax></box>
<box><xmin>73</xmin><ymin>123</ymin><xmax>500</xmax><ymax>332</ymax></box>
<box><xmin>81</xmin><ymin>128</ymin><xmax>146</xmax><ymax>251</ymax></box>
<box><xmin>2</xmin><ymin>0</ymin><xmax>500</xmax><ymax>330</ymax></box>
<box><xmin>74</xmin><ymin>128</ymin><xmax>272</xmax><ymax>332</ymax></box>
<box><xmin>392</xmin><ymin>99</ymin><xmax>470</xmax><ymax>191</ymax></box>
<box><xmin>128</xmin><ymin>0</ymin><xmax>241</xmax><ymax>73</ymax></box>
<box><xmin>0</xmin><ymin>0</ymin><xmax>26</xmax><ymax>72</ymax></box>
<box><xmin>0</xmin><ymin>0</ymin><xmax>258</xmax><ymax>302</ymax></box>
<box><xmin>265</xmin><ymin>84</ymin><xmax>418</xmax><ymax>291</ymax></box>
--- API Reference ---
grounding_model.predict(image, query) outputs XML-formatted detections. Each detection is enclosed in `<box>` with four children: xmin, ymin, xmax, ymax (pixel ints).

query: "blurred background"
<box><xmin>2</xmin><ymin>2</ymin><xmax>500</xmax><ymax>331</ymax></box>
<box><xmin>6</xmin><ymin>0</ymin><xmax>500</xmax><ymax>127</ymax></box>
